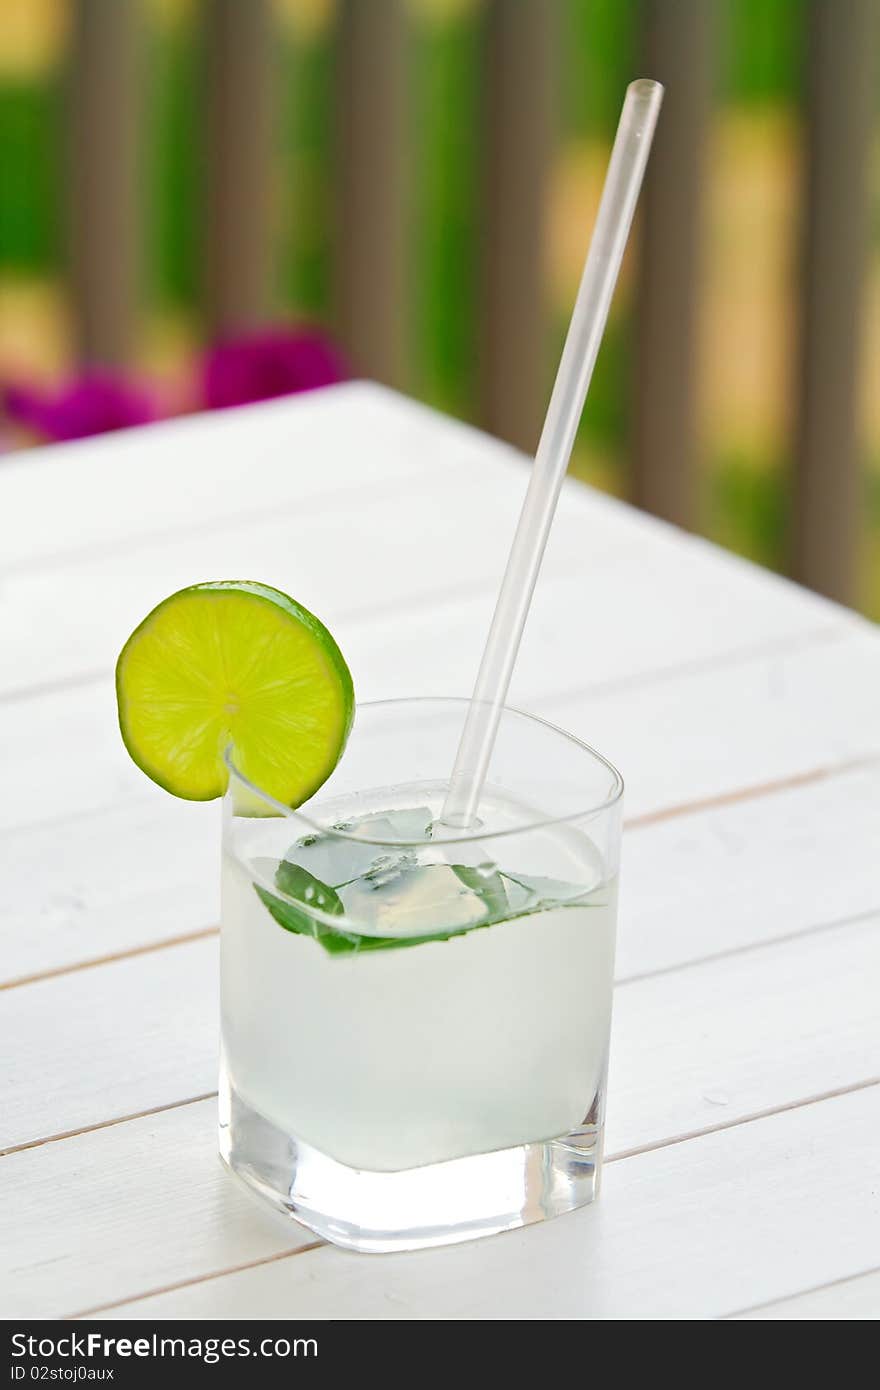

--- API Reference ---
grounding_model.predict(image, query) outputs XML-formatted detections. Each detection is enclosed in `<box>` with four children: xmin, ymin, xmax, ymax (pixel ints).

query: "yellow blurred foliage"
<box><xmin>0</xmin><ymin>0</ymin><xmax>66</xmax><ymax>78</ymax></box>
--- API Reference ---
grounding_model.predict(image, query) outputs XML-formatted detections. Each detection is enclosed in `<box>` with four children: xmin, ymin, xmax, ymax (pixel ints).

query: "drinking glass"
<box><xmin>220</xmin><ymin>697</ymin><xmax>623</xmax><ymax>1252</ymax></box>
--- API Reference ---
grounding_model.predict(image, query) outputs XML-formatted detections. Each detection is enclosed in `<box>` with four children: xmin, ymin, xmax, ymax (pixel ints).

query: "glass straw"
<box><xmin>441</xmin><ymin>79</ymin><xmax>664</xmax><ymax>828</ymax></box>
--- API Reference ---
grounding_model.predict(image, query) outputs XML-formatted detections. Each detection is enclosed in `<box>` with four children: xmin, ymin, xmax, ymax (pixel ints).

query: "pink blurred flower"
<box><xmin>3</xmin><ymin>372</ymin><xmax>157</xmax><ymax>443</ymax></box>
<box><xmin>201</xmin><ymin>328</ymin><xmax>349</xmax><ymax>409</ymax></box>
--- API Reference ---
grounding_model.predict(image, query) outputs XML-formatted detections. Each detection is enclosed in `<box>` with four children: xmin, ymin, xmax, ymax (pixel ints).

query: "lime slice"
<box><xmin>115</xmin><ymin>581</ymin><xmax>354</xmax><ymax>805</ymax></box>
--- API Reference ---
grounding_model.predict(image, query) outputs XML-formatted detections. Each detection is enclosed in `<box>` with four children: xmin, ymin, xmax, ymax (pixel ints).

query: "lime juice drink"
<box><xmin>113</xmin><ymin>79</ymin><xmax>658</xmax><ymax>1254</ymax></box>
<box><xmin>221</xmin><ymin>790</ymin><xmax>616</xmax><ymax>1174</ymax></box>
<box><xmin>220</xmin><ymin>698</ymin><xmax>622</xmax><ymax>1251</ymax></box>
<box><xmin>114</xmin><ymin>588</ymin><xmax>622</xmax><ymax>1252</ymax></box>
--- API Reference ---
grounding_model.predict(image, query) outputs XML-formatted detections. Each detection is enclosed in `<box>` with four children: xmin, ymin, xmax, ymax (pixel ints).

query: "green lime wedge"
<box><xmin>115</xmin><ymin>581</ymin><xmax>354</xmax><ymax>805</ymax></box>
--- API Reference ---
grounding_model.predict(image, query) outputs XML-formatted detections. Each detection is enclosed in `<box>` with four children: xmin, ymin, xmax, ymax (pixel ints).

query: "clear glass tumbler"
<box><xmin>219</xmin><ymin>697</ymin><xmax>623</xmax><ymax>1252</ymax></box>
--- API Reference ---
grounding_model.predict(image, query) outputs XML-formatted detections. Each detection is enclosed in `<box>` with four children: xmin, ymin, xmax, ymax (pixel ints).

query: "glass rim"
<box><xmin>223</xmin><ymin>695</ymin><xmax>624</xmax><ymax>847</ymax></box>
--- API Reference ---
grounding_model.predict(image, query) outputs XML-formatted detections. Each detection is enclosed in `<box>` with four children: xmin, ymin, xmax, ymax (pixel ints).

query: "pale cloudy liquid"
<box><xmin>221</xmin><ymin>793</ymin><xmax>616</xmax><ymax>1173</ymax></box>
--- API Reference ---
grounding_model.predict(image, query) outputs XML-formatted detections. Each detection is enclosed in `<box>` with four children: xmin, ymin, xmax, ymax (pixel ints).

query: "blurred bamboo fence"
<box><xmin>5</xmin><ymin>0</ymin><xmax>880</xmax><ymax>608</ymax></box>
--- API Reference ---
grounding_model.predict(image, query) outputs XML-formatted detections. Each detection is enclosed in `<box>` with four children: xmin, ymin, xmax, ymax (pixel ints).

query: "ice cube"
<box><xmin>345</xmin><ymin>806</ymin><xmax>434</xmax><ymax>843</ymax></box>
<box><xmin>279</xmin><ymin>832</ymin><xmax>377</xmax><ymax>887</ymax></box>
<box><xmin>279</xmin><ymin>807</ymin><xmax>434</xmax><ymax>888</ymax></box>
<box><xmin>338</xmin><ymin>863</ymin><xmax>499</xmax><ymax>939</ymax></box>
<box><xmin>501</xmin><ymin>871</ymin><xmax>595</xmax><ymax>908</ymax></box>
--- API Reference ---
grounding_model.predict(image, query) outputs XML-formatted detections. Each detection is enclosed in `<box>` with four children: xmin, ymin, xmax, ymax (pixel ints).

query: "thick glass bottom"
<box><xmin>218</xmin><ymin>1068</ymin><xmax>603</xmax><ymax>1253</ymax></box>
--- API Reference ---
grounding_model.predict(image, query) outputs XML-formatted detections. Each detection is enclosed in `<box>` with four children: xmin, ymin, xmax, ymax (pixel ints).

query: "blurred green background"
<box><xmin>1</xmin><ymin>0</ymin><xmax>878</xmax><ymax>614</ymax></box>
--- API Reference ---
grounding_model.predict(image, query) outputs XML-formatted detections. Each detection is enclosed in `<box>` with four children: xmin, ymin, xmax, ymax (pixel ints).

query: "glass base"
<box><xmin>218</xmin><ymin>1070</ymin><xmax>603</xmax><ymax>1253</ymax></box>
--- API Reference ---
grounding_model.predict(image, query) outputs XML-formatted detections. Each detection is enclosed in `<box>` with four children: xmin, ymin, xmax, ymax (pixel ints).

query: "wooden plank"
<box><xmin>544</xmin><ymin>627</ymin><xmax>880</xmax><ymax>823</ymax></box>
<box><xmin>608</xmin><ymin>913</ymin><xmax>880</xmax><ymax>1159</ymax></box>
<box><xmin>86</xmin><ymin>1086</ymin><xmax>880</xmax><ymax>1320</ymax></box>
<box><xmin>3</xmin><ymin>741</ymin><xmax>877</xmax><ymax>995</ymax></box>
<box><xmin>791</xmin><ymin>0</ymin><xmax>877</xmax><ymax>603</ymax></box>
<box><xmin>0</xmin><ymin>799</ymin><xmax>218</xmax><ymax>986</ymax></box>
<box><xmin>5</xmin><ymin>927</ymin><xmax>879</xmax><ymax>1316</ymax></box>
<box><xmin>616</xmin><ymin>762</ymin><xmax>880</xmax><ymax>981</ymax></box>
<box><xmin>731</xmin><ymin>1269</ymin><xmax>880</xmax><ymax>1321</ymax></box>
<box><xmin>2</xmin><ymin>625</ymin><xmax>878</xmax><ymax>845</ymax></box>
<box><xmin>0</xmin><ymin>940</ymin><xmax>218</xmax><ymax>1154</ymax></box>
<box><xmin>202</xmin><ymin>0</ymin><xmax>274</xmax><ymax>334</ymax></box>
<box><xmin>346</xmin><ymin>566</ymin><xmax>845</xmax><ymax>711</ymax></box>
<box><xmin>2</xmin><ymin>691</ymin><xmax>878</xmax><ymax>987</ymax></box>
<box><xmin>0</xmin><ymin>528</ymin><xmax>845</xmax><ymax>706</ymax></box>
<box><xmin>4</xmin><ymin>907</ymin><xmax>878</xmax><ymax>1166</ymax></box>
<box><xmin>479</xmin><ymin>0</ymin><xmax>557</xmax><ymax>452</ymax></box>
<box><xmin>335</xmin><ymin>0</ymin><xmax>407</xmax><ymax>386</ymax></box>
<box><xmin>0</xmin><ymin>451</ymin><xmax>847</xmax><ymax>699</ymax></box>
<box><xmin>631</xmin><ymin>0</ymin><xmax>714</xmax><ymax>527</ymax></box>
<box><xmin>0</xmin><ymin>473</ymin><xmax>526</xmax><ymax>701</ymax></box>
<box><xmin>0</xmin><ymin>1099</ymin><xmax>312</xmax><ymax>1322</ymax></box>
<box><xmin>68</xmin><ymin>0</ymin><xmax>142</xmax><ymax>365</ymax></box>
<box><xmin>0</xmin><ymin>386</ymin><xmax>506</xmax><ymax>573</ymax></box>
<box><xmin>0</xmin><ymin>680</ymin><xmax>146</xmax><ymax>836</ymax></box>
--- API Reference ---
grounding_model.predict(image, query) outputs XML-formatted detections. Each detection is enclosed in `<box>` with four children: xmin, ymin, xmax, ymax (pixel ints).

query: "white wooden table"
<box><xmin>2</xmin><ymin>383</ymin><xmax>879</xmax><ymax>1322</ymax></box>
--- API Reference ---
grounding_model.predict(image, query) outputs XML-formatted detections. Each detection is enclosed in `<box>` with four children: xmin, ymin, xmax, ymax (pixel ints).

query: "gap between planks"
<box><xmin>541</xmin><ymin>622</ymin><xmax>853</xmax><ymax>710</ymax></box>
<box><xmin>603</xmin><ymin>1073</ymin><xmax>880</xmax><ymax>1163</ymax></box>
<box><xmin>0</xmin><ymin>925</ymin><xmax>220</xmax><ymax>993</ymax></box>
<box><xmin>0</xmin><ymin>1093</ymin><xmax>217</xmax><ymax>1159</ymax></box>
<box><xmin>622</xmin><ymin>750</ymin><xmax>880</xmax><ymax>831</ymax></box>
<box><xmin>67</xmin><ymin>1241</ymin><xmax>326</xmax><ymax>1323</ymax></box>
<box><xmin>719</xmin><ymin>1263</ymin><xmax>880</xmax><ymax>1321</ymax></box>
<box><xmin>64</xmin><ymin>1076</ymin><xmax>880</xmax><ymax>1323</ymax></box>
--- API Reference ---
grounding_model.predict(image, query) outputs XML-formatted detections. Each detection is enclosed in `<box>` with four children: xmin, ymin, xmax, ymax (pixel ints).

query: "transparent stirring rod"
<box><xmin>440</xmin><ymin>79</ymin><xmax>663</xmax><ymax>829</ymax></box>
